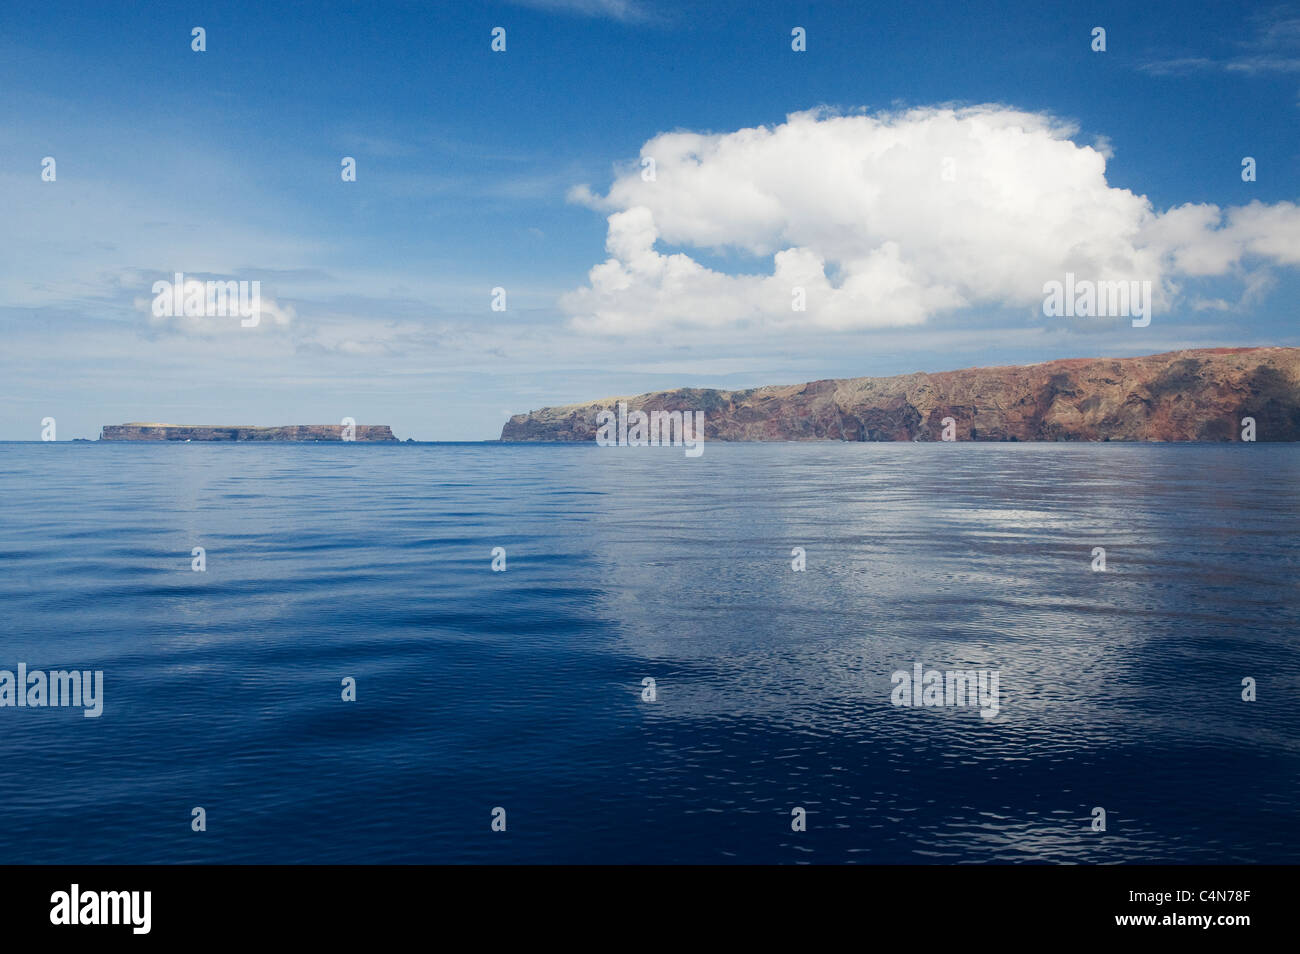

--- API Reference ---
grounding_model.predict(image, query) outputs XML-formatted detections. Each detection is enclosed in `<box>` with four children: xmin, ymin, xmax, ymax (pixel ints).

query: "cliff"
<box><xmin>500</xmin><ymin>347</ymin><xmax>1300</xmax><ymax>442</ymax></box>
<box><xmin>100</xmin><ymin>424</ymin><xmax>398</xmax><ymax>442</ymax></box>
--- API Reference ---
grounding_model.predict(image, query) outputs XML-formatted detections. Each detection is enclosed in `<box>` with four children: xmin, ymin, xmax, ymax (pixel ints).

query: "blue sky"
<box><xmin>2</xmin><ymin>0</ymin><xmax>1297</xmax><ymax>440</ymax></box>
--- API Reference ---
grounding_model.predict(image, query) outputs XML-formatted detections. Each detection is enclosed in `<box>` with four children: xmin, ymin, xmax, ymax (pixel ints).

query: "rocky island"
<box><xmin>100</xmin><ymin>423</ymin><xmax>398</xmax><ymax>441</ymax></box>
<box><xmin>501</xmin><ymin>347</ymin><xmax>1300</xmax><ymax>442</ymax></box>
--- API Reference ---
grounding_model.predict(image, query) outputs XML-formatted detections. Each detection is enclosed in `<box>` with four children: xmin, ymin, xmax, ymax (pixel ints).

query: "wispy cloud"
<box><xmin>1142</xmin><ymin>54</ymin><xmax>1300</xmax><ymax>75</ymax></box>
<box><xmin>1138</xmin><ymin>56</ymin><xmax>1217</xmax><ymax>76</ymax></box>
<box><xmin>505</xmin><ymin>0</ymin><xmax>656</xmax><ymax>24</ymax></box>
<box><xmin>1140</xmin><ymin>10</ymin><xmax>1300</xmax><ymax>74</ymax></box>
<box><xmin>1225</xmin><ymin>55</ymin><xmax>1300</xmax><ymax>73</ymax></box>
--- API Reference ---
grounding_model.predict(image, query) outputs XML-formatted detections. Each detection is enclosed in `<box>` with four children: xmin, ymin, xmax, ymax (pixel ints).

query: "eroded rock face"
<box><xmin>500</xmin><ymin>348</ymin><xmax>1300</xmax><ymax>442</ymax></box>
<box><xmin>99</xmin><ymin>424</ymin><xmax>398</xmax><ymax>441</ymax></box>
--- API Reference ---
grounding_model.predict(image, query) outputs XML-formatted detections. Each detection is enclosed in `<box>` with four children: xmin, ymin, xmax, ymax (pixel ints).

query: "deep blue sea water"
<box><xmin>0</xmin><ymin>442</ymin><xmax>1296</xmax><ymax>864</ymax></box>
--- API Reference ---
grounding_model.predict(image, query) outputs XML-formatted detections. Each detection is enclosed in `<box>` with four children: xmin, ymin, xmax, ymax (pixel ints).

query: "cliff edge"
<box><xmin>100</xmin><ymin>424</ymin><xmax>398</xmax><ymax>441</ymax></box>
<box><xmin>500</xmin><ymin>348</ymin><xmax>1300</xmax><ymax>442</ymax></box>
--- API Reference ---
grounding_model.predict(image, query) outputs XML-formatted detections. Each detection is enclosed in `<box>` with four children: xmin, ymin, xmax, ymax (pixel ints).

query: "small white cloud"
<box><xmin>136</xmin><ymin>287</ymin><xmax>296</xmax><ymax>336</ymax></box>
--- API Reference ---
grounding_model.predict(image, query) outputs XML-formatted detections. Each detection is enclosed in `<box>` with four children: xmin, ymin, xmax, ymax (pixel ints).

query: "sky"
<box><xmin>1</xmin><ymin>0</ymin><xmax>1297</xmax><ymax>440</ymax></box>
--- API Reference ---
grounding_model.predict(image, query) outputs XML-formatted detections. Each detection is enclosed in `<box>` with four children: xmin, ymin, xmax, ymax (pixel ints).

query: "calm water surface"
<box><xmin>0</xmin><ymin>442</ymin><xmax>1296</xmax><ymax>863</ymax></box>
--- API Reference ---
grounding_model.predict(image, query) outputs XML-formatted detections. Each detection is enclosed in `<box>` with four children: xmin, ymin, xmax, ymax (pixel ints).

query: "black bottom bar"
<box><xmin>0</xmin><ymin>864</ymin><xmax>1280</xmax><ymax>940</ymax></box>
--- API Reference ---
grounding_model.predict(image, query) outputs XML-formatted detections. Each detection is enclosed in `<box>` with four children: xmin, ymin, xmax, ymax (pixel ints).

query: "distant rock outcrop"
<box><xmin>100</xmin><ymin>424</ymin><xmax>398</xmax><ymax>441</ymax></box>
<box><xmin>500</xmin><ymin>347</ymin><xmax>1300</xmax><ymax>442</ymax></box>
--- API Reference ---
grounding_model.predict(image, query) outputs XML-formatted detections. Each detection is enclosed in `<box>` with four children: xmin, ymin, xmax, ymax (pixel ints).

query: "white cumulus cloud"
<box><xmin>562</xmin><ymin>106</ymin><xmax>1300</xmax><ymax>334</ymax></box>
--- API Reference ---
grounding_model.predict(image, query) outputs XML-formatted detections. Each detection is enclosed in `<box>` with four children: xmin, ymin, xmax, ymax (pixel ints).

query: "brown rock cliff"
<box><xmin>100</xmin><ymin>424</ymin><xmax>398</xmax><ymax>441</ymax></box>
<box><xmin>500</xmin><ymin>348</ymin><xmax>1300</xmax><ymax>442</ymax></box>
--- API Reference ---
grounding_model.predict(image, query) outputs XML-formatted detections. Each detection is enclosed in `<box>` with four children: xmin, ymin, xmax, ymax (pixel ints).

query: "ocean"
<box><xmin>0</xmin><ymin>441</ymin><xmax>1296</xmax><ymax>864</ymax></box>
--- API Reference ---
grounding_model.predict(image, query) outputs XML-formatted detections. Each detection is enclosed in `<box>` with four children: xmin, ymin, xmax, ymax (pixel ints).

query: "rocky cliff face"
<box><xmin>100</xmin><ymin>424</ymin><xmax>398</xmax><ymax>441</ymax></box>
<box><xmin>501</xmin><ymin>348</ymin><xmax>1300</xmax><ymax>442</ymax></box>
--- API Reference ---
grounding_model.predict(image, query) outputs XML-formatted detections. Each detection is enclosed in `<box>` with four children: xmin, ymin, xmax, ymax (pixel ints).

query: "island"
<box><xmin>501</xmin><ymin>347</ymin><xmax>1300</xmax><ymax>443</ymax></box>
<box><xmin>100</xmin><ymin>424</ymin><xmax>399</xmax><ymax>441</ymax></box>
